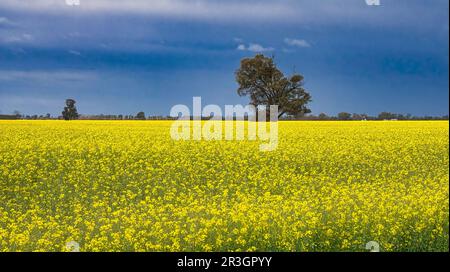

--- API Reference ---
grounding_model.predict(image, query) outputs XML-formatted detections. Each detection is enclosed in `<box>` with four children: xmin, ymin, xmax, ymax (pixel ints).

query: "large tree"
<box><xmin>235</xmin><ymin>54</ymin><xmax>312</xmax><ymax>119</ymax></box>
<box><xmin>62</xmin><ymin>99</ymin><xmax>79</xmax><ymax>120</ymax></box>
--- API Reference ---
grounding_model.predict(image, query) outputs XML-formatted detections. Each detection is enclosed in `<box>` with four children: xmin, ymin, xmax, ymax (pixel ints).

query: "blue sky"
<box><xmin>0</xmin><ymin>0</ymin><xmax>448</xmax><ymax>116</ymax></box>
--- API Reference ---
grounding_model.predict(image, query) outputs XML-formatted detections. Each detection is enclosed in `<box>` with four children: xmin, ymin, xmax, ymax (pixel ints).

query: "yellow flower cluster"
<box><xmin>0</xmin><ymin>120</ymin><xmax>448</xmax><ymax>252</ymax></box>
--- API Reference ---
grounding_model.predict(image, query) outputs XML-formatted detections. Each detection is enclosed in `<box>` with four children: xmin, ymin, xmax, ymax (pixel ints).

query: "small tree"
<box><xmin>62</xmin><ymin>99</ymin><xmax>79</xmax><ymax>121</ymax></box>
<box><xmin>13</xmin><ymin>110</ymin><xmax>22</xmax><ymax>118</ymax></box>
<box><xmin>352</xmin><ymin>113</ymin><xmax>364</xmax><ymax>120</ymax></box>
<box><xmin>337</xmin><ymin>112</ymin><xmax>352</xmax><ymax>120</ymax></box>
<box><xmin>318</xmin><ymin>113</ymin><xmax>329</xmax><ymax>120</ymax></box>
<box><xmin>136</xmin><ymin>112</ymin><xmax>146</xmax><ymax>120</ymax></box>
<box><xmin>378</xmin><ymin>112</ymin><xmax>397</xmax><ymax>120</ymax></box>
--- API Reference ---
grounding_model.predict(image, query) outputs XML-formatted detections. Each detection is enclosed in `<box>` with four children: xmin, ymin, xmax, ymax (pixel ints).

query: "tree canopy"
<box><xmin>235</xmin><ymin>54</ymin><xmax>312</xmax><ymax>118</ymax></box>
<box><xmin>62</xmin><ymin>99</ymin><xmax>79</xmax><ymax>121</ymax></box>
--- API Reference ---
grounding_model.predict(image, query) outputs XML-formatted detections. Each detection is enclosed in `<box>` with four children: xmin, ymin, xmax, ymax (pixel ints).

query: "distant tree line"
<box><xmin>0</xmin><ymin>113</ymin><xmax>52</xmax><ymax>120</ymax></box>
<box><xmin>78</xmin><ymin>113</ymin><xmax>177</xmax><ymax>120</ymax></box>
<box><xmin>1</xmin><ymin>99</ymin><xmax>448</xmax><ymax>121</ymax></box>
<box><xmin>2</xmin><ymin>112</ymin><xmax>447</xmax><ymax>121</ymax></box>
<box><xmin>281</xmin><ymin>112</ymin><xmax>449</xmax><ymax>121</ymax></box>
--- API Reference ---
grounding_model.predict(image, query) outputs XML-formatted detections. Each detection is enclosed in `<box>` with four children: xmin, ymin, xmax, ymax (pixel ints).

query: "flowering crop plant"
<box><xmin>0</xmin><ymin>120</ymin><xmax>448</xmax><ymax>252</ymax></box>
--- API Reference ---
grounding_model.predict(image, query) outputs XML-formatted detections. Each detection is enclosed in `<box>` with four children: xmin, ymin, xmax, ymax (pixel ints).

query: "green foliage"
<box><xmin>136</xmin><ymin>112</ymin><xmax>146</xmax><ymax>120</ymax></box>
<box><xmin>337</xmin><ymin>112</ymin><xmax>352</xmax><ymax>120</ymax></box>
<box><xmin>62</xmin><ymin>99</ymin><xmax>79</xmax><ymax>121</ymax></box>
<box><xmin>235</xmin><ymin>54</ymin><xmax>312</xmax><ymax>118</ymax></box>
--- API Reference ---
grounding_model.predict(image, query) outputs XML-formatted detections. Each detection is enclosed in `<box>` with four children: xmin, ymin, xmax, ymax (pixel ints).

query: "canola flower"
<box><xmin>0</xmin><ymin>120</ymin><xmax>448</xmax><ymax>252</ymax></box>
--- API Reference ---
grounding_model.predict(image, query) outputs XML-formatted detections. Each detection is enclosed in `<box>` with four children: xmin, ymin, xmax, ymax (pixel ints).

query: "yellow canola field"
<box><xmin>0</xmin><ymin>120</ymin><xmax>448</xmax><ymax>252</ymax></box>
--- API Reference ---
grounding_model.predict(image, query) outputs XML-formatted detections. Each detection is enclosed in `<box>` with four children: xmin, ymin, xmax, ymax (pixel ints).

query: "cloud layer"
<box><xmin>0</xmin><ymin>0</ymin><xmax>447</xmax><ymax>28</ymax></box>
<box><xmin>0</xmin><ymin>0</ymin><xmax>297</xmax><ymax>21</ymax></box>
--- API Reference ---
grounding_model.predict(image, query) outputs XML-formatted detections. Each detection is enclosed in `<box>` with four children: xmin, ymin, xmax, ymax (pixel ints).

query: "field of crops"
<box><xmin>0</xmin><ymin>120</ymin><xmax>448</xmax><ymax>252</ymax></box>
